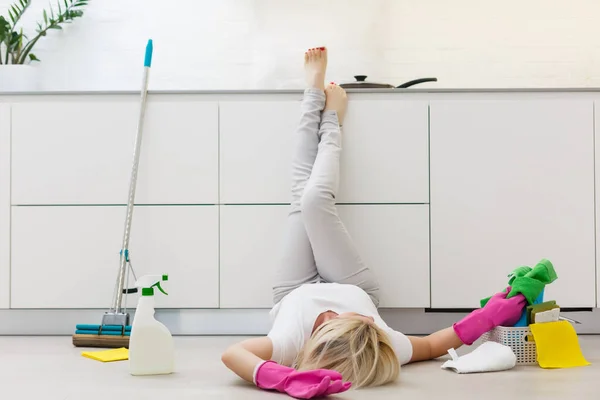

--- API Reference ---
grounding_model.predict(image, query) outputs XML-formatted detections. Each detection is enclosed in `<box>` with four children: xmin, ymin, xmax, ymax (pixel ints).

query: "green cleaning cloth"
<box><xmin>481</xmin><ymin>259</ymin><xmax>558</xmax><ymax>307</ymax></box>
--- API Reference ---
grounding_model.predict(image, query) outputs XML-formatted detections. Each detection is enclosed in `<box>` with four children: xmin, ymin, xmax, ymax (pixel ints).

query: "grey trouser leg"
<box><xmin>272</xmin><ymin>89</ymin><xmax>380</xmax><ymax>306</ymax></box>
<box><xmin>301</xmin><ymin>111</ymin><xmax>380</xmax><ymax>306</ymax></box>
<box><xmin>272</xmin><ymin>89</ymin><xmax>323</xmax><ymax>304</ymax></box>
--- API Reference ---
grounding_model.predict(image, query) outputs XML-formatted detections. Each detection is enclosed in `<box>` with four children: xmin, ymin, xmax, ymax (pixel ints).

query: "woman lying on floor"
<box><xmin>221</xmin><ymin>47</ymin><xmax>526</xmax><ymax>399</ymax></box>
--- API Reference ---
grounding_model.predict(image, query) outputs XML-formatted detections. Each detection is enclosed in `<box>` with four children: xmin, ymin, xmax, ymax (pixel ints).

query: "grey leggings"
<box><xmin>272</xmin><ymin>88</ymin><xmax>380</xmax><ymax>306</ymax></box>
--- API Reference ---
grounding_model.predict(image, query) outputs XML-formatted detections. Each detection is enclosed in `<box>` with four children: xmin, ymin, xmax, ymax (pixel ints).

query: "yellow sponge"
<box><xmin>81</xmin><ymin>347</ymin><xmax>129</xmax><ymax>362</ymax></box>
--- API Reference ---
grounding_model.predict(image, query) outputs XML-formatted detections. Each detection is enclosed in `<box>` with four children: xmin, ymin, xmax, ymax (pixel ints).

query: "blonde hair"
<box><xmin>294</xmin><ymin>317</ymin><xmax>400</xmax><ymax>388</ymax></box>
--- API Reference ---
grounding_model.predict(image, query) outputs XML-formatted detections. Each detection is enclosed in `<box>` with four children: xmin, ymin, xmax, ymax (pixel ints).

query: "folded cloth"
<box><xmin>441</xmin><ymin>342</ymin><xmax>516</xmax><ymax>374</ymax></box>
<box><xmin>481</xmin><ymin>259</ymin><xmax>558</xmax><ymax>307</ymax></box>
<box><xmin>529</xmin><ymin>321</ymin><xmax>591</xmax><ymax>368</ymax></box>
<box><xmin>82</xmin><ymin>347</ymin><xmax>129</xmax><ymax>362</ymax></box>
<box><xmin>76</xmin><ymin>324</ymin><xmax>132</xmax><ymax>332</ymax></box>
<box><xmin>75</xmin><ymin>330</ymin><xmax>131</xmax><ymax>336</ymax></box>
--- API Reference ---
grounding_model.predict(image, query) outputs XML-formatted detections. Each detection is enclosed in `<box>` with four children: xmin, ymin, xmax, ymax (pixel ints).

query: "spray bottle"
<box><xmin>129</xmin><ymin>274</ymin><xmax>174</xmax><ymax>376</ymax></box>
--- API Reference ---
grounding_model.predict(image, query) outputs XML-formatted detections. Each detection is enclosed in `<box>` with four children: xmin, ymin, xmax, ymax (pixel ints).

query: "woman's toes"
<box><xmin>304</xmin><ymin>46</ymin><xmax>328</xmax><ymax>91</ymax></box>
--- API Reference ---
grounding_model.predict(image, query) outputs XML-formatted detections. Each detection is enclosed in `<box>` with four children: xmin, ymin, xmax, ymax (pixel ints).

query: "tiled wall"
<box><xmin>3</xmin><ymin>0</ymin><xmax>600</xmax><ymax>90</ymax></box>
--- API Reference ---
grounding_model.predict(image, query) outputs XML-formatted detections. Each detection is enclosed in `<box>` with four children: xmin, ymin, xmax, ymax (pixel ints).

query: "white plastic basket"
<box><xmin>480</xmin><ymin>326</ymin><xmax>537</xmax><ymax>365</ymax></box>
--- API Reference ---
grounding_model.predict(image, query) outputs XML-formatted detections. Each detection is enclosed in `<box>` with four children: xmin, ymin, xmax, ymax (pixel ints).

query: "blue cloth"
<box><xmin>76</xmin><ymin>330</ymin><xmax>131</xmax><ymax>336</ymax></box>
<box><xmin>513</xmin><ymin>289</ymin><xmax>544</xmax><ymax>327</ymax></box>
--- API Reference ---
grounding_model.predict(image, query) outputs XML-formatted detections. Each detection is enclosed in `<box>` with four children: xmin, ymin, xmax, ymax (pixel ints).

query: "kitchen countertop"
<box><xmin>3</xmin><ymin>87</ymin><xmax>600</xmax><ymax>95</ymax></box>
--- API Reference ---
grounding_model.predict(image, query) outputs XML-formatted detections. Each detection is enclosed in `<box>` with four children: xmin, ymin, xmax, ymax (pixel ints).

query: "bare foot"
<box><xmin>324</xmin><ymin>83</ymin><xmax>347</xmax><ymax>125</ymax></box>
<box><xmin>304</xmin><ymin>47</ymin><xmax>327</xmax><ymax>91</ymax></box>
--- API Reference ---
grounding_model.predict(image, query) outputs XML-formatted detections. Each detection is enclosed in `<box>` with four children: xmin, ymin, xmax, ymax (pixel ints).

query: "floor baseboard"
<box><xmin>1</xmin><ymin>308</ymin><xmax>599</xmax><ymax>335</ymax></box>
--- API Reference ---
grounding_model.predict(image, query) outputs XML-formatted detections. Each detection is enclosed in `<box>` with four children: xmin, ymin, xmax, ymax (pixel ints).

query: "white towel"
<box><xmin>441</xmin><ymin>341</ymin><xmax>516</xmax><ymax>374</ymax></box>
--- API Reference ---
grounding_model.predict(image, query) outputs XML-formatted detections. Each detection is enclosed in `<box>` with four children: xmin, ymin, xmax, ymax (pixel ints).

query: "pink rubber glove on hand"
<box><xmin>254</xmin><ymin>360</ymin><xmax>351</xmax><ymax>399</ymax></box>
<box><xmin>453</xmin><ymin>286</ymin><xmax>527</xmax><ymax>345</ymax></box>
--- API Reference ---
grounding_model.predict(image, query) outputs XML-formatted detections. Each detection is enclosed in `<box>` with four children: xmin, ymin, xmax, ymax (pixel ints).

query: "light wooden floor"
<box><xmin>0</xmin><ymin>335</ymin><xmax>598</xmax><ymax>399</ymax></box>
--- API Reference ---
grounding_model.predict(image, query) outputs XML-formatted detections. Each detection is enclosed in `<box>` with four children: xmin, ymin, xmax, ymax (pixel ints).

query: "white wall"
<box><xmin>3</xmin><ymin>0</ymin><xmax>600</xmax><ymax>91</ymax></box>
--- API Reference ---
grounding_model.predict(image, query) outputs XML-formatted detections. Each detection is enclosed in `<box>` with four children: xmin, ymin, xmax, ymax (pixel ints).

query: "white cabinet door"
<box><xmin>219</xmin><ymin>205</ymin><xmax>429</xmax><ymax>308</ymax></box>
<box><xmin>337</xmin><ymin>205</ymin><xmax>430</xmax><ymax>308</ymax></box>
<box><xmin>11</xmin><ymin>96</ymin><xmax>218</xmax><ymax>205</ymax></box>
<box><xmin>11</xmin><ymin>206</ymin><xmax>219</xmax><ymax>308</ymax></box>
<box><xmin>0</xmin><ymin>104</ymin><xmax>9</xmax><ymax>309</ymax></box>
<box><xmin>430</xmin><ymin>100</ymin><xmax>596</xmax><ymax>308</ymax></box>
<box><xmin>219</xmin><ymin>99</ymin><xmax>429</xmax><ymax>204</ymax></box>
<box><xmin>219</xmin><ymin>101</ymin><xmax>297</xmax><ymax>204</ymax></box>
<box><xmin>338</xmin><ymin>101</ymin><xmax>429</xmax><ymax>204</ymax></box>
<box><xmin>596</xmin><ymin>101</ymin><xmax>600</xmax><ymax>308</ymax></box>
<box><xmin>219</xmin><ymin>205</ymin><xmax>289</xmax><ymax>308</ymax></box>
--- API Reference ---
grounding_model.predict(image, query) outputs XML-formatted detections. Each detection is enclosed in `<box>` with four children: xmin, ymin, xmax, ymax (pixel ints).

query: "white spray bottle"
<box><xmin>129</xmin><ymin>274</ymin><xmax>174</xmax><ymax>376</ymax></box>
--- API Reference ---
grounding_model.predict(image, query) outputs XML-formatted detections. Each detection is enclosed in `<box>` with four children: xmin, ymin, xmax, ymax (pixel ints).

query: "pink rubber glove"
<box><xmin>453</xmin><ymin>286</ymin><xmax>527</xmax><ymax>345</ymax></box>
<box><xmin>254</xmin><ymin>360</ymin><xmax>351</xmax><ymax>399</ymax></box>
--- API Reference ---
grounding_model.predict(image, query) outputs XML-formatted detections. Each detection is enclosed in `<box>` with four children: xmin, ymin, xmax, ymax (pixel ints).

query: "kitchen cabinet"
<box><xmin>11</xmin><ymin>96</ymin><xmax>218</xmax><ymax>205</ymax></box>
<box><xmin>219</xmin><ymin>204</ymin><xmax>429</xmax><ymax>308</ymax></box>
<box><xmin>219</xmin><ymin>100</ymin><xmax>429</xmax><ymax>204</ymax></box>
<box><xmin>595</xmin><ymin>101</ymin><xmax>600</xmax><ymax>307</ymax></box>
<box><xmin>0</xmin><ymin>104</ymin><xmax>9</xmax><ymax>309</ymax></box>
<box><xmin>430</xmin><ymin>100</ymin><xmax>596</xmax><ymax>308</ymax></box>
<box><xmin>11</xmin><ymin>205</ymin><xmax>219</xmax><ymax>308</ymax></box>
<box><xmin>337</xmin><ymin>205</ymin><xmax>430</xmax><ymax>307</ymax></box>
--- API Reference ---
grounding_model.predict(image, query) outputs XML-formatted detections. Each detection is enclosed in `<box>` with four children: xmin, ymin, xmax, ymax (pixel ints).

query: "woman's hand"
<box><xmin>453</xmin><ymin>286</ymin><xmax>527</xmax><ymax>345</ymax></box>
<box><xmin>255</xmin><ymin>361</ymin><xmax>351</xmax><ymax>399</ymax></box>
<box><xmin>221</xmin><ymin>337</ymin><xmax>351</xmax><ymax>398</ymax></box>
<box><xmin>483</xmin><ymin>286</ymin><xmax>527</xmax><ymax>327</ymax></box>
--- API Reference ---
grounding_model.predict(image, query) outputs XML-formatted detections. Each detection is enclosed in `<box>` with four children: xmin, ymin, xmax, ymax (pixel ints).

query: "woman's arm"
<box><xmin>407</xmin><ymin>327</ymin><xmax>464</xmax><ymax>363</ymax></box>
<box><xmin>407</xmin><ymin>287</ymin><xmax>528</xmax><ymax>363</ymax></box>
<box><xmin>221</xmin><ymin>336</ymin><xmax>274</xmax><ymax>383</ymax></box>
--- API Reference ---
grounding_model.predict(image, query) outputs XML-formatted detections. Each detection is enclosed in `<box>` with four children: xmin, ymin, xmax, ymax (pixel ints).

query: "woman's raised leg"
<box><xmin>272</xmin><ymin>48</ymin><xmax>328</xmax><ymax>304</ymax></box>
<box><xmin>300</xmin><ymin>84</ymin><xmax>380</xmax><ymax>306</ymax></box>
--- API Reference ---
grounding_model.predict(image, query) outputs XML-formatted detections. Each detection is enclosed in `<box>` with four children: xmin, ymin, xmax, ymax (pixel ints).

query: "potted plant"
<box><xmin>0</xmin><ymin>0</ymin><xmax>90</xmax><ymax>90</ymax></box>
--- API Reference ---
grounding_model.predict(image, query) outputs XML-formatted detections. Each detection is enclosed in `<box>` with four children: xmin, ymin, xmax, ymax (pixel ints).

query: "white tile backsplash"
<box><xmin>2</xmin><ymin>0</ymin><xmax>600</xmax><ymax>91</ymax></box>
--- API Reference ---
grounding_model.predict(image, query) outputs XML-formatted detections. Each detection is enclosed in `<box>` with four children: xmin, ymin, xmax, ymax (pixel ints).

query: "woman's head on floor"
<box><xmin>295</xmin><ymin>315</ymin><xmax>399</xmax><ymax>388</ymax></box>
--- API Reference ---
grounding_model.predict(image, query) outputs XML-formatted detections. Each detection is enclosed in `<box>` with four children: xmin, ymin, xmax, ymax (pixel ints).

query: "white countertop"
<box><xmin>2</xmin><ymin>87</ymin><xmax>600</xmax><ymax>95</ymax></box>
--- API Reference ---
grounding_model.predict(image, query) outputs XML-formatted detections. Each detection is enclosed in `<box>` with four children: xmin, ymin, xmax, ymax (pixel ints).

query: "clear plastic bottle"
<box><xmin>129</xmin><ymin>275</ymin><xmax>174</xmax><ymax>376</ymax></box>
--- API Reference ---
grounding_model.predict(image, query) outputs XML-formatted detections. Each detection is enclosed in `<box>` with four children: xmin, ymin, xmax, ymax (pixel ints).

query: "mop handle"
<box><xmin>112</xmin><ymin>40</ymin><xmax>153</xmax><ymax>313</ymax></box>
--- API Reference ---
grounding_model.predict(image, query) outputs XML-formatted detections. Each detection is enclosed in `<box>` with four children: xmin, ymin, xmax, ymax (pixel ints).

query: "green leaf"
<box><xmin>43</xmin><ymin>9</ymin><xmax>48</xmax><ymax>25</ymax></box>
<box><xmin>29</xmin><ymin>53</ymin><xmax>40</xmax><ymax>62</ymax></box>
<box><xmin>49</xmin><ymin>25</ymin><xmax>62</xmax><ymax>30</ymax></box>
<box><xmin>0</xmin><ymin>16</ymin><xmax>9</xmax><ymax>42</ymax></box>
<box><xmin>58</xmin><ymin>1</ymin><xmax>62</xmax><ymax>14</ymax></box>
<box><xmin>64</xmin><ymin>0</ymin><xmax>69</xmax><ymax>11</ymax></box>
<box><xmin>11</xmin><ymin>5</ymin><xmax>21</xmax><ymax>22</ymax></box>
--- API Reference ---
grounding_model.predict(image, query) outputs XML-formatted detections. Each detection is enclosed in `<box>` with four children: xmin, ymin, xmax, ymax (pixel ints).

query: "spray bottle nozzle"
<box><xmin>135</xmin><ymin>274</ymin><xmax>169</xmax><ymax>296</ymax></box>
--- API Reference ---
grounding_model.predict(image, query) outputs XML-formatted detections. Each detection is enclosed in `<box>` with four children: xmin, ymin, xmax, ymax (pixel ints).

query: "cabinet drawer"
<box><xmin>11</xmin><ymin>96</ymin><xmax>218</xmax><ymax>205</ymax></box>
<box><xmin>0</xmin><ymin>104</ymin><xmax>9</xmax><ymax>309</ymax></box>
<box><xmin>11</xmin><ymin>205</ymin><xmax>219</xmax><ymax>308</ymax></box>
<box><xmin>219</xmin><ymin>204</ymin><xmax>429</xmax><ymax>308</ymax></box>
<box><xmin>219</xmin><ymin>100</ymin><xmax>429</xmax><ymax>204</ymax></box>
<box><xmin>430</xmin><ymin>100</ymin><xmax>596</xmax><ymax>308</ymax></box>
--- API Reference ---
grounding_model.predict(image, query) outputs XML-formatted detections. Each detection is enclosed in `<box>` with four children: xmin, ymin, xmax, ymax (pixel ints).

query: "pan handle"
<box><xmin>396</xmin><ymin>77</ymin><xmax>438</xmax><ymax>88</ymax></box>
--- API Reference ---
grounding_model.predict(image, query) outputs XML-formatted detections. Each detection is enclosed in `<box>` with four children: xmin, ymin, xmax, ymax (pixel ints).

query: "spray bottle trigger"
<box><xmin>153</xmin><ymin>281</ymin><xmax>168</xmax><ymax>296</ymax></box>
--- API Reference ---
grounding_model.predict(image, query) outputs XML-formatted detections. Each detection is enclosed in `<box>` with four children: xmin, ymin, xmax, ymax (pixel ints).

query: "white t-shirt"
<box><xmin>267</xmin><ymin>283</ymin><xmax>413</xmax><ymax>367</ymax></box>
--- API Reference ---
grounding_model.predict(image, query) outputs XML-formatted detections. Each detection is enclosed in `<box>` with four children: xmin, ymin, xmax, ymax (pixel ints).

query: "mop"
<box><xmin>72</xmin><ymin>39</ymin><xmax>153</xmax><ymax>349</ymax></box>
